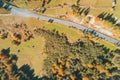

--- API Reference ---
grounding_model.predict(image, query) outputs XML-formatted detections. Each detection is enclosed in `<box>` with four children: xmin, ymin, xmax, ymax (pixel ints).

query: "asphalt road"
<box><xmin>0</xmin><ymin>1</ymin><xmax>120</xmax><ymax>46</ymax></box>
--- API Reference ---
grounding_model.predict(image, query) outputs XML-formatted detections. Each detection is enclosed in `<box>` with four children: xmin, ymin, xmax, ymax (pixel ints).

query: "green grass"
<box><xmin>22</xmin><ymin>17</ymin><xmax>120</xmax><ymax>50</ymax></box>
<box><xmin>41</xmin><ymin>21</ymin><xmax>84</xmax><ymax>42</ymax></box>
<box><xmin>24</xmin><ymin>18</ymin><xmax>84</xmax><ymax>43</ymax></box>
<box><xmin>0</xmin><ymin>15</ymin><xmax>119</xmax><ymax>50</ymax></box>
<box><xmin>0</xmin><ymin>16</ymin><xmax>84</xmax><ymax>43</ymax></box>
<box><xmin>40</xmin><ymin>20</ymin><xmax>119</xmax><ymax>50</ymax></box>
<box><xmin>0</xmin><ymin>15</ymin><xmax>120</xmax><ymax>78</ymax></box>
<box><xmin>88</xmin><ymin>34</ymin><xmax>118</xmax><ymax>50</ymax></box>
<box><xmin>96</xmin><ymin>39</ymin><xmax>117</xmax><ymax>50</ymax></box>
<box><xmin>0</xmin><ymin>36</ymin><xmax>46</xmax><ymax>76</ymax></box>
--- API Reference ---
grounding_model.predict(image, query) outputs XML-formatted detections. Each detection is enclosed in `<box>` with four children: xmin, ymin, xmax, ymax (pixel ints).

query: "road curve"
<box><xmin>0</xmin><ymin>1</ymin><xmax>120</xmax><ymax>46</ymax></box>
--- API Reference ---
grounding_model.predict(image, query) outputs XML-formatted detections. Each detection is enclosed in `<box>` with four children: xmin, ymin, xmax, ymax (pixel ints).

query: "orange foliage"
<box><xmin>11</xmin><ymin>35</ymin><xmax>20</xmax><ymax>41</ymax></box>
<box><xmin>95</xmin><ymin>64</ymin><xmax>100</xmax><ymax>69</ymax></box>
<box><xmin>0</xmin><ymin>54</ymin><xmax>6</xmax><ymax>59</ymax></box>
<box><xmin>95</xmin><ymin>64</ymin><xmax>105</xmax><ymax>73</ymax></box>
<box><xmin>58</xmin><ymin>68</ymin><xmax>64</xmax><ymax>76</ymax></box>
<box><xmin>95</xmin><ymin>17</ymin><xmax>100</xmax><ymax>22</ymax></box>
<box><xmin>72</xmin><ymin>10</ymin><xmax>77</xmax><ymax>15</ymax></box>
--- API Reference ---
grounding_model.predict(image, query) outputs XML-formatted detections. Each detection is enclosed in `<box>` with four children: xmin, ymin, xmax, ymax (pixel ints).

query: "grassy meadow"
<box><xmin>0</xmin><ymin>36</ymin><xmax>46</xmax><ymax>76</ymax></box>
<box><xmin>0</xmin><ymin>13</ymin><xmax>120</xmax><ymax>76</ymax></box>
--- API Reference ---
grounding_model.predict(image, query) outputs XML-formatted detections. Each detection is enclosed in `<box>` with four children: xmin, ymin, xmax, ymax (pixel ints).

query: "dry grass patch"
<box><xmin>45</xmin><ymin>0</ymin><xmax>76</xmax><ymax>7</ymax></box>
<box><xmin>44</xmin><ymin>7</ymin><xmax>72</xmax><ymax>17</ymax></box>
<box><xmin>0</xmin><ymin>8</ymin><xmax>10</xmax><ymax>14</ymax></box>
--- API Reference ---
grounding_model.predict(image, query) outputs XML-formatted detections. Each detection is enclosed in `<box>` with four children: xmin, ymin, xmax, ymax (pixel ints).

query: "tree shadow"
<box><xmin>84</xmin><ymin>7</ymin><xmax>90</xmax><ymax>16</ymax></box>
<box><xmin>97</xmin><ymin>12</ymin><xmax>118</xmax><ymax>25</ymax></box>
<box><xmin>11</xmin><ymin>54</ymin><xmax>18</xmax><ymax>61</ymax></box>
<box><xmin>18</xmin><ymin>64</ymin><xmax>40</xmax><ymax>80</ymax></box>
<box><xmin>18</xmin><ymin>64</ymin><xmax>52</xmax><ymax>80</ymax></box>
<box><xmin>97</xmin><ymin>12</ymin><xmax>107</xmax><ymax>20</ymax></box>
<box><xmin>79</xmin><ymin>8</ymin><xmax>85</xmax><ymax>15</ymax></box>
<box><xmin>47</xmin><ymin>0</ymin><xmax>52</xmax><ymax>4</ymax></box>
<box><xmin>40</xmin><ymin>76</ymin><xmax>52</xmax><ymax>80</ymax></box>
<box><xmin>1</xmin><ymin>47</ymin><xmax>10</xmax><ymax>57</ymax></box>
<box><xmin>77</xmin><ymin>0</ymin><xmax>81</xmax><ymax>4</ymax></box>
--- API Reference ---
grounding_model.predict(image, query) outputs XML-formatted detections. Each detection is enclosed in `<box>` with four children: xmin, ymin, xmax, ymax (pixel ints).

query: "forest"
<box><xmin>1</xmin><ymin>27</ymin><xmax>120</xmax><ymax>80</ymax></box>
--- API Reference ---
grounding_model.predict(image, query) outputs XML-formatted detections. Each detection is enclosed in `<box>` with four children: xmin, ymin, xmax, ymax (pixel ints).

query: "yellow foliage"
<box><xmin>57</xmin><ymin>58</ymin><xmax>63</xmax><ymax>64</ymax></box>
<box><xmin>0</xmin><ymin>34</ymin><xmax>2</xmax><ymax>38</ymax></box>
<box><xmin>87</xmin><ymin>63</ymin><xmax>93</xmax><ymax>68</ymax></box>
<box><xmin>57</xmin><ymin>58</ymin><xmax>64</xmax><ymax>66</ymax></box>
<box><xmin>52</xmin><ymin>68</ymin><xmax>57</xmax><ymax>74</ymax></box>
<box><xmin>105</xmin><ymin>63</ymin><xmax>111</xmax><ymax>68</ymax></box>
<box><xmin>82</xmin><ymin>77</ymin><xmax>89</xmax><ymax>80</ymax></box>
<box><xmin>66</xmin><ymin>61</ymin><xmax>70</xmax><ymax>68</ymax></box>
<box><xmin>70</xmin><ymin>75</ymin><xmax>75</xmax><ymax>80</ymax></box>
<box><xmin>53</xmin><ymin>63</ymin><xmax>57</xmax><ymax>67</ymax></box>
<box><xmin>12</xmin><ymin>60</ymin><xmax>17</xmax><ymax>63</ymax></box>
<box><xmin>53</xmin><ymin>63</ymin><xmax>59</xmax><ymax>70</ymax></box>
<box><xmin>59</xmin><ymin>65</ymin><xmax>63</xmax><ymax>69</ymax></box>
<box><xmin>105</xmin><ymin>70</ymin><xmax>111</xmax><ymax>76</ymax></box>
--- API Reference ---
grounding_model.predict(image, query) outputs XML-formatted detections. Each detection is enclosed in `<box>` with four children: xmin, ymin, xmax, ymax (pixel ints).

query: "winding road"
<box><xmin>0</xmin><ymin>1</ymin><xmax>120</xmax><ymax>46</ymax></box>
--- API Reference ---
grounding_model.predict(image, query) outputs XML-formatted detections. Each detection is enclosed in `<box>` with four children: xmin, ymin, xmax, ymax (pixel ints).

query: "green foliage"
<box><xmin>34</xmin><ymin>28</ymin><xmax>120</xmax><ymax>80</ymax></box>
<box><xmin>0</xmin><ymin>28</ymin><xmax>120</xmax><ymax>80</ymax></box>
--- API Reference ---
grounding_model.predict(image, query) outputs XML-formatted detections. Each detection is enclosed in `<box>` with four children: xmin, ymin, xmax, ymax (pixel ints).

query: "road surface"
<box><xmin>0</xmin><ymin>1</ymin><xmax>120</xmax><ymax>46</ymax></box>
